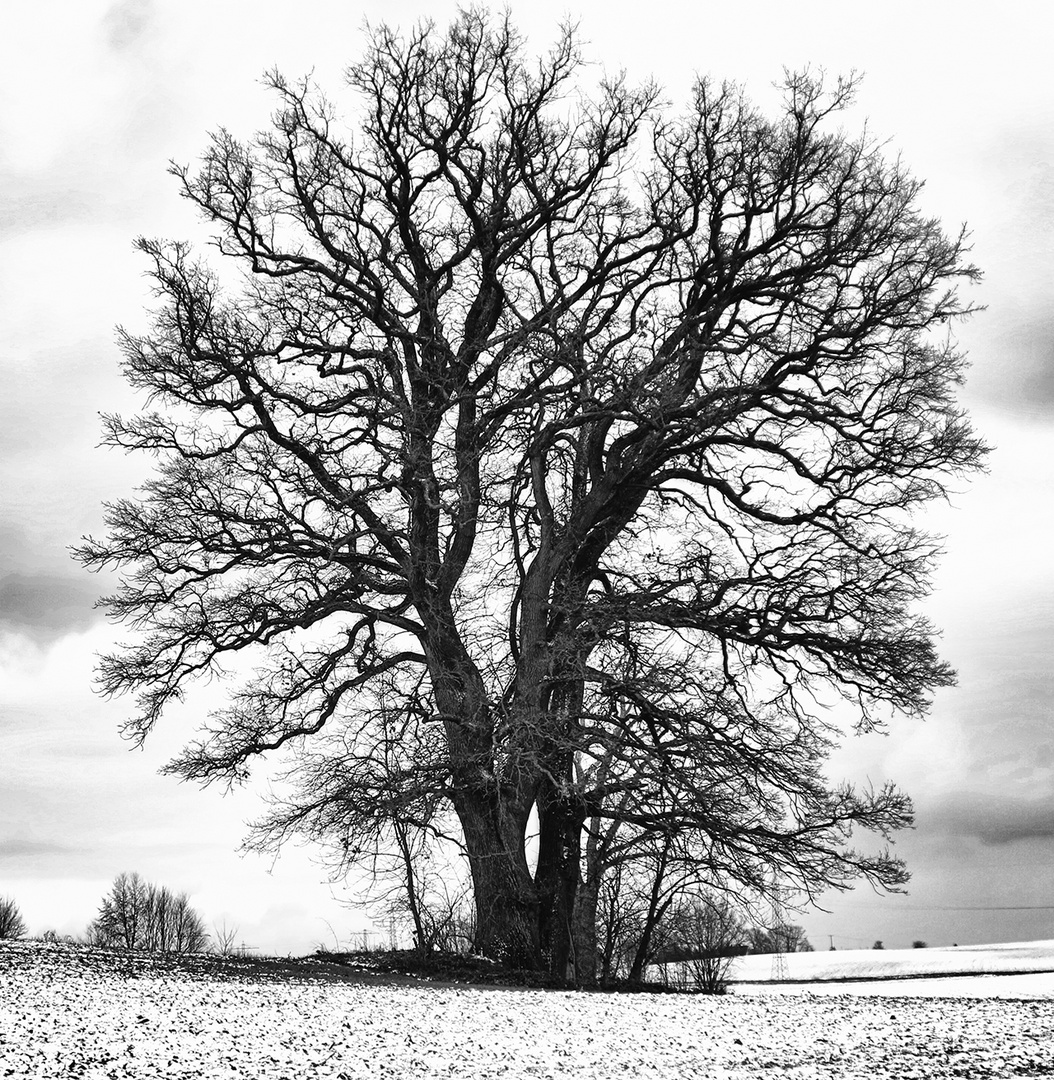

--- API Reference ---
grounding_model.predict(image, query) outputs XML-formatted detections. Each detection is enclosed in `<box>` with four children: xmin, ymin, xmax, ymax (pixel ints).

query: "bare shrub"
<box><xmin>664</xmin><ymin>894</ymin><xmax>746</xmax><ymax>994</ymax></box>
<box><xmin>212</xmin><ymin>920</ymin><xmax>240</xmax><ymax>956</ymax></box>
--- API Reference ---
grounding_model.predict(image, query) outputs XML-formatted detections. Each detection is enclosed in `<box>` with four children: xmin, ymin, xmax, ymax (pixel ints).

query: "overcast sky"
<box><xmin>2</xmin><ymin>0</ymin><xmax>1052</xmax><ymax>955</ymax></box>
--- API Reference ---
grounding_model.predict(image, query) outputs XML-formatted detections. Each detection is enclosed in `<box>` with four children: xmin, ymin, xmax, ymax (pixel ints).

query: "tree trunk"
<box><xmin>426</xmin><ymin>627</ymin><xmax>545</xmax><ymax>965</ymax></box>
<box><xmin>535</xmin><ymin>770</ymin><xmax>582</xmax><ymax>983</ymax></box>
<box><xmin>455</xmin><ymin>790</ymin><xmax>540</xmax><ymax>967</ymax></box>
<box><xmin>627</xmin><ymin>834</ymin><xmax>672</xmax><ymax>984</ymax></box>
<box><xmin>573</xmin><ymin>876</ymin><xmax>599</xmax><ymax>985</ymax></box>
<box><xmin>599</xmin><ymin>911</ymin><xmax>618</xmax><ymax>986</ymax></box>
<box><xmin>393</xmin><ymin>821</ymin><xmax>429</xmax><ymax>953</ymax></box>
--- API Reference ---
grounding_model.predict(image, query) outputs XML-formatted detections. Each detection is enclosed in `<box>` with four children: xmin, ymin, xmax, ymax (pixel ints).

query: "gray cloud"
<box><xmin>962</xmin><ymin>151</ymin><xmax>1054</xmax><ymax>414</ymax></box>
<box><xmin>0</xmin><ymin>524</ymin><xmax>45</xmax><ymax>575</ymax></box>
<box><xmin>967</xmin><ymin>309</ymin><xmax>1054</xmax><ymax>415</ymax></box>
<box><xmin>954</xmin><ymin>671</ymin><xmax>1054</xmax><ymax>773</ymax></box>
<box><xmin>0</xmin><ymin>838</ymin><xmax>72</xmax><ymax>859</ymax></box>
<box><xmin>0</xmin><ymin>572</ymin><xmax>104</xmax><ymax>642</ymax></box>
<box><xmin>923</xmin><ymin>588</ymin><xmax>1054</xmax><ymax>787</ymax></box>
<box><xmin>0</xmin><ymin>181</ymin><xmax>95</xmax><ymax>242</ymax></box>
<box><xmin>922</xmin><ymin>789</ymin><xmax>1054</xmax><ymax>847</ymax></box>
<box><xmin>102</xmin><ymin>0</ymin><xmax>155</xmax><ymax>52</ymax></box>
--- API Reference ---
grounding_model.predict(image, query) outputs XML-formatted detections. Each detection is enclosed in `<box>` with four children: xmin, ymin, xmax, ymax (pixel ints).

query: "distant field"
<box><xmin>657</xmin><ymin>938</ymin><xmax>1054</xmax><ymax>998</ymax></box>
<box><xmin>730</xmin><ymin>939</ymin><xmax>1054</xmax><ymax>983</ymax></box>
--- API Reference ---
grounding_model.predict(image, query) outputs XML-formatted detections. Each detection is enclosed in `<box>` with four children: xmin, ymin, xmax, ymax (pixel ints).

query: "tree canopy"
<box><xmin>78</xmin><ymin>10</ymin><xmax>985</xmax><ymax>975</ymax></box>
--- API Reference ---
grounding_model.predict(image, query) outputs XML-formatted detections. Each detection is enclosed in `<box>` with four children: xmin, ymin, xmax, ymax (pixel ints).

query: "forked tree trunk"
<box><xmin>430</xmin><ymin>637</ymin><xmax>547</xmax><ymax>964</ymax></box>
<box><xmin>455</xmin><ymin>792</ymin><xmax>541</xmax><ymax>967</ymax></box>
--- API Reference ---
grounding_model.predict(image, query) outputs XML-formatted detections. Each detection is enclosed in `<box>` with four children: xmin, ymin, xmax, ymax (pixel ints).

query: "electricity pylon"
<box><xmin>769</xmin><ymin>878</ymin><xmax>788</xmax><ymax>982</ymax></box>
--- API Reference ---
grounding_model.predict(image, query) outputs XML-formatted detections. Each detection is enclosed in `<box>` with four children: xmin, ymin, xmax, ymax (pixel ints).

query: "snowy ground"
<box><xmin>739</xmin><ymin>970</ymin><xmax>1054</xmax><ymax>998</ymax></box>
<box><xmin>3</xmin><ymin>941</ymin><xmax>1054</xmax><ymax>1078</ymax></box>
<box><xmin>731</xmin><ymin>939</ymin><xmax>1054</xmax><ymax>983</ymax></box>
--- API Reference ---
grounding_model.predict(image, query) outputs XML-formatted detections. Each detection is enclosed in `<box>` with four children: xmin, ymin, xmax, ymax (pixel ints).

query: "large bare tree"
<box><xmin>78</xmin><ymin>11</ymin><xmax>985</xmax><ymax>974</ymax></box>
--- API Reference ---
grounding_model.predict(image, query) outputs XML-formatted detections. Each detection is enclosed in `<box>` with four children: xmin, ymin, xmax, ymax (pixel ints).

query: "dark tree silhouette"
<box><xmin>77</xmin><ymin>11</ymin><xmax>985</xmax><ymax>974</ymax></box>
<box><xmin>0</xmin><ymin>896</ymin><xmax>27</xmax><ymax>940</ymax></box>
<box><xmin>87</xmin><ymin>873</ymin><xmax>208</xmax><ymax>954</ymax></box>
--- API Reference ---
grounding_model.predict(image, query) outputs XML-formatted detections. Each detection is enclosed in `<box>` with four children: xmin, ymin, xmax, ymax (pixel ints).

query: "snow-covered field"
<box><xmin>725</xmin><ymin>939</ymin><xmax>1054</xmax><ymax>999</ymax></box>
<box><xmin>733</xmin><ymin>939</ymin><xmax>1054</xmax><ymax>982</ymax></box>
<box><xmin>3</xmin><ymin>940</ymin><xmax>1054</xmax><ymax>1078</ymax></box>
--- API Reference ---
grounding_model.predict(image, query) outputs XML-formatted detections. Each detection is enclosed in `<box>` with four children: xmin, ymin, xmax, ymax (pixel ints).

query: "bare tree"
<box><xmin>249</xmin><ymin>678</ymin><xmax>456</xmax><ymax>955</ymax></box>
<box><xmin>77</xmin><ymin>10</ymin><xmax>986</xmax><ymax>974</ymax></box>
<box><xmin>782</xmin><ymin>925</ymin><xmax>814</xmax><ymax>953</ymax></box>
<box><xmin>575</xmin><ymin>783</ymin><xmax>637</xmax><ymax>983</ymax></box>
<box><xmin>0</xmin><ymin>896</ymin><xmax>27</xmax><ymax>940</ymax></box>
<box><xmin>143</xmin><ymin>881</ymin><xmax>173</xmax><ymax>952</ymax></box>
<box><xmin>591</xmin><ymin>859</ymin><xmax>645</xmax><ymax>984</ymax></box>
<box><xmin>415</xmin><ymin>877</ymin><xmax>477</xmax><ymax>955</ymax></box>
<box><xmin>88</xmin><ymin>871</ymin><xmax>148</xmax><ymax>949</ymax></box>
<box><xmin>169</xmin><ymin>891</ymin><xmax>210</xmax><ymax>953</ymax></box>
<box><xmin>669</xmin><ymin>893</ymin><xmax>747</xmax><ymax>993</ymax></box>
<box><xmin>88</xmin><ymin>873</ymin><xmax>208</xmax><ymax>953</ymax></box>
<box><xmin>212</xmin><ymin>919</ymin><xmax>240</xmax><ymax>956</ymax></box>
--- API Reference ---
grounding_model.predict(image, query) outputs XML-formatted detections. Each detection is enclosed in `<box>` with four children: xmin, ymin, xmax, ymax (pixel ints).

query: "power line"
<box><xmin>931</xmin><ymin>905</ymin><xmax>1054</xmax><ymax>912</ymax></box>
<box><xmin>834</xmin><ymin>902</ymin><xmax>1054</xmax><ymax>912</ymax></box>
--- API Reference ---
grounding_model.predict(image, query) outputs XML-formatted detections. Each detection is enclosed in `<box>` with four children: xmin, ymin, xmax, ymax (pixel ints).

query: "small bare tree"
<box><xmin>212</xmin><ymin>919</ymin><xmax>240</xmax><ymax>956</ymax></box>
<box><xmin>88</xmin><ymin>872</ymin><xmax>148</xmax><ymax>949</ymax></box>
<box><xmin>746</xmin><ymin>923</ymin><xmax>812</xmax><ymax>953</ymax></box>
<box><xmin>250</xmin><ymin>681</ymin><xmax>458</xmax><ymax>957</ymax></box>
<box><xmin>144</xmin><ymin>882</ymin><xmax>173</xmax><ymax>952</ymax></box>
<box><xmin>169</xmin><ymin>892</ymin><xmax>209</xmax><ymax>953</ymax></box>
<box><xmin>673</xmin><ymin>894</ymin><xmax>747</xmax><ymax>994</ymax></box>
<box><xmin>0</xmin><ymin>897</ymin><xmax>27</xmax><ymax>940</ymax></box>
<box><xmin>592</xmin><ymin>860</ymin><xmax>647</xmax><ymax>985</ymax></box>
<box><xmin>419</xmin><ymin>879</ymin><xmax>477</xmax><ymax>956</ymax></box>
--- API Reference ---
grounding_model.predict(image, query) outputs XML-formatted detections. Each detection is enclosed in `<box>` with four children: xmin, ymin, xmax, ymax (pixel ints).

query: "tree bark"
<box><xmin>393</xmin><ymin>821</ymin><xmax>429</xmax><ymax>953</ymax></box>
<box><xmin>627</xmin><ymin>835</ymin><xmax>672</xmax><ymax>984</ymax></box>
<box><xmin>455</xmin><ymin>790</ymin><xmax>540</xmax><ymax>967</ymax></box>
<box><xmin>572</xmin><ymin>876</ymin><xmax>600</xmax><ymax>985</ymax></box>
<box><xmin>534</xmin><ymin>769</ymin><xmax>582</xmax><ymax>982</ymax></box>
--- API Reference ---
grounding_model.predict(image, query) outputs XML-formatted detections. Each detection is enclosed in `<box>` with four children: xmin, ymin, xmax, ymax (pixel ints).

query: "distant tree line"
<box><xmin>1</xmin><ymin>879</ymin><xmax>214</xmax><ymax>955</ymax></box>
<box><xmin>745</xmin><ymin>924</ymin><xmax>814</xmax><ymax>955</ymax></box>
<box><xmin>86</xmin><ymin>873</ymin><xmax>209</xmax><ymax>954</ymax></box>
